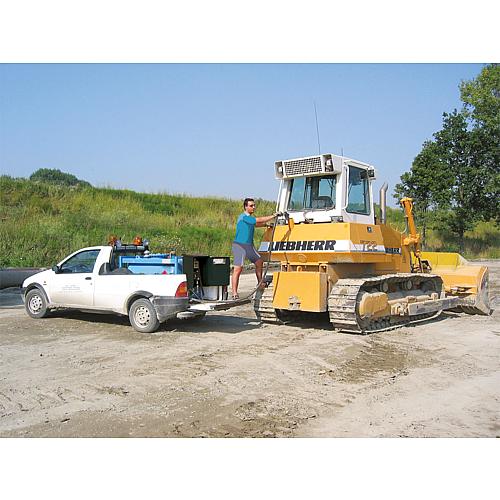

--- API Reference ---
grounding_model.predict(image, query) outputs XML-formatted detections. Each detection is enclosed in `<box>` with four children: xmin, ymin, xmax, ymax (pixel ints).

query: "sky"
<box><xmin>0</xmin><ymin>63</ymin><xmax>484</xmax><ymax>206</ymax></box>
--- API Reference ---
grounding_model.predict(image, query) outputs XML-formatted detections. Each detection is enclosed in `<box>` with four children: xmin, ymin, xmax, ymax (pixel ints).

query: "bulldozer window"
<box><xmin>288</xmin><ymin>175</ymin><xmax>336</xmax><ymax>210</ymax></box>
<box><xmin>347</xmin><ymin>166</ymin><xmax>370</xmax><ymax>215</ymax></box>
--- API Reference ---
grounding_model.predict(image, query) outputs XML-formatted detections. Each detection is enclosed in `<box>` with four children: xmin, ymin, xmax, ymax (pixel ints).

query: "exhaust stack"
<box><xmin>379</xmin><ymin>182</ymin><xmax>388</xmax><ymax>225</ymax></box>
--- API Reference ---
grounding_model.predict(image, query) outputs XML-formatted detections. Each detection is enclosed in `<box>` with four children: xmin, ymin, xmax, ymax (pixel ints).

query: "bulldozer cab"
<box><xmin>274</xmin><ymin>154</ymin><xmax>376</xmax><ymax>226</ymax></box>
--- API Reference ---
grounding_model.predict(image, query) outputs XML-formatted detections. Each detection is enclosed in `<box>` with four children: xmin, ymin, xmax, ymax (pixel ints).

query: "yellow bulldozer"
<box><xmin>254</xmin><ymin>153</ymin><xmax>491</xmax><ymax>333</ymax></box>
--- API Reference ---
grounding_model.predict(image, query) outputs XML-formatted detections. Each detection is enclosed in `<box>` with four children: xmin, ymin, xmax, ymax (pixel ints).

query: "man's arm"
<box><xmin>255</xmin><ymin>213</ymin><xmax>280</xmax><ymax>227</ymax></box>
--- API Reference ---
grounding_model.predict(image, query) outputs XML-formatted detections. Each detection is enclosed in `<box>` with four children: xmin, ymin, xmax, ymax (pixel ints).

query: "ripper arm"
<box><xmin>399</xmin><ymin>197</ymin><xmax>424</xmax><ymax>271</ymax></box>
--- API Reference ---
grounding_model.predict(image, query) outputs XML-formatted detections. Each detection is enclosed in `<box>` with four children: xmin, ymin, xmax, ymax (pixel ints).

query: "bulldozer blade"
<box><xmin>421</xmin><ymin>251</ymin><xmax>492</xmax><ymax>316</ymax></box>
<box><xmin>457</xmin><ymin>268</ymin><xmax>491</xmax><ymax>315</ymax></box>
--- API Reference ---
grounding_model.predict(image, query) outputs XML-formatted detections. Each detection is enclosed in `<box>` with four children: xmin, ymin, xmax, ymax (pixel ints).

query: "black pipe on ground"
<box><xmin>0</xmin><ymin>268</ymin><xmax>44</xmax><ymax>289</ymax></box>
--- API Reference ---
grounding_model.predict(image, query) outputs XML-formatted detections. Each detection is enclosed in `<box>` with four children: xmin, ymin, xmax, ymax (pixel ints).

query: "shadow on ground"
<box><xmin>51</xmin><ymin>310</ymin><xmax>262</xmax><ymax>334</ymax></box>
<box><xmin>0</xmin><ymin>287</ymin><xmax>23</xmax><ymax>308</ymax></box>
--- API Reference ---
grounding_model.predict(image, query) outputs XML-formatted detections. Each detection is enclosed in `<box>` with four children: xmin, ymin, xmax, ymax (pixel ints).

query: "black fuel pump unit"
<box><xmin>182</xmin><ymin>255</ymin><xmax>230</xmax><ymax>301</ymax></box>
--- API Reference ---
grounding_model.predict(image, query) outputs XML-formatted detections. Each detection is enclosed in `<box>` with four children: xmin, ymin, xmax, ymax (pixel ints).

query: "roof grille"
<box><xmin>283</xmin><ymin>156</ymin><xmax>322</xmax><ymax>177</ymax></box>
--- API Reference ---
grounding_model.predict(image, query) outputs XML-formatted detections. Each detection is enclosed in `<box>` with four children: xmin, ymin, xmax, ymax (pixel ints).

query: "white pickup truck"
<box><xmin>22</xmin><ymin>245</ymin><xmax>190</xmax><ymax>333</ymax></box>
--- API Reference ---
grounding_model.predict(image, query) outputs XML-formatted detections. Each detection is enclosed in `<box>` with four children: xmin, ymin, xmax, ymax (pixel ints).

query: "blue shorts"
<box><xmin>232</xmin><ymin>242</ymin><xmax>261</xmax><ymax>267</ymax></box>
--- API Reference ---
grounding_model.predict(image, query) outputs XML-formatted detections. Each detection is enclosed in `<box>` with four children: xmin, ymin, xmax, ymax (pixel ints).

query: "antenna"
<box><xmin>341</xmin><ymin>147</ymin><xmax>344</xmax><ymax>157</ymax></box>
<box><xmin>313</xmin><ymin>101</ymin><xmax>321</xmax><ymax>154</ymax></box>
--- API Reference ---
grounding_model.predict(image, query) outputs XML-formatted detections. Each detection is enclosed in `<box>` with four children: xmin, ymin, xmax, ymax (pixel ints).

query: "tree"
<box><xmin>396</xmin><ymin>64</ymin><xmax>500</xmax><ymax>253</ymax></box>
<box><xmin>459</xmin><ymin>64</ymin><xmax>500</xmax><ymax>223</ymax></box>
<box><xmin>394</xmin><ymin>140</ymin><xmax>449</xmax><ymax>246</ymax></box>
<box><xmin>30</xmin><ymin>168</ymin><xmax>91</xmax><ymax>188</ymax></box>
<box><xmin>460</xmin><ymin>63</ymin><xmax>500</xmax><ymax>130</ymax></box>
<box><xmin>433</xmin><ymin>111</ymin><xmax>488</xmax><ymax>253</ymax></box>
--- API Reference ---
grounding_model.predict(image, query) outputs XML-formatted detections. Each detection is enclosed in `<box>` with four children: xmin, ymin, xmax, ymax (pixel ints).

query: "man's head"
<box><xmin>243</xmin><ymin>198</ymin><xmax>256</xmax><ymax>214</ymax></box>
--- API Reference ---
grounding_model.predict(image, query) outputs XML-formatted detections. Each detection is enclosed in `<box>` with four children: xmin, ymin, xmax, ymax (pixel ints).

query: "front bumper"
<box><xmin>152</xmin><ymin>296</ymin><xmax>189</xmax><ymax>322</ymax></box>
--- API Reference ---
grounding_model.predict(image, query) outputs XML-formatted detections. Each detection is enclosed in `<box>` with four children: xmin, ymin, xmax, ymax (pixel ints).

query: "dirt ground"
<box><xmin>1</xmin><ymin>262</ymin><xmax>499</xmax><ymax>438</ymax></box>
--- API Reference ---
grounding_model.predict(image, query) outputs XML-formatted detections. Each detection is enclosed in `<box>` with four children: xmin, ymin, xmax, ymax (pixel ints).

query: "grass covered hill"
<box><xmin>1</xmin><ymin>175</ymin><xmax>498</xmax><ymax>268</ymax></box>
<box><xmin>0</xmin><ymin>175</ymin><xmax>274</xmax><ymax>267</ymax></box>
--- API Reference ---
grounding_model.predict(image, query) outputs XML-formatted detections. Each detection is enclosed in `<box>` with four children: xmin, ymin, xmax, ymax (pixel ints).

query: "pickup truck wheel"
<box><xmin>129</xmin><ymin>298</ymin><xmax>160</xmax><ymax>333</ymax></box>
<box><xmin>25</xmin><ymin>289</ymin><xmax>49</xmax><ymax>319</ymax></box>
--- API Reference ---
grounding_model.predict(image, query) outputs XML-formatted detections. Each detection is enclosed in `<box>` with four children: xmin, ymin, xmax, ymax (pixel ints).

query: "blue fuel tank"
<box><xmin>118</xmin><ymin>253</ymin><xmax>183</xmax><ymax>275</ymax></box>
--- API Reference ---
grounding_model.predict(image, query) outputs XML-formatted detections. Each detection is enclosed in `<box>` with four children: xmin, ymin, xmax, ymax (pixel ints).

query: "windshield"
<box><xmin>287</xmin><ymin>175</ymin><xmax>336</xmax><ymax>211</ymax></box>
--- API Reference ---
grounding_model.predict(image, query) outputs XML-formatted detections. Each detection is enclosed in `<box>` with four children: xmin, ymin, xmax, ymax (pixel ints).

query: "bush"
<box><xmin>29</xmin><ymin>168</ymin><xmax>92</xmax><ymax>188</ymax></box>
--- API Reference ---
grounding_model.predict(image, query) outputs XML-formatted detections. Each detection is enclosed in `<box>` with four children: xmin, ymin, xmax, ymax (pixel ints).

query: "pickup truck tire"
<box><xmin>25</xmin><ymin>288</ymin><xmax>49</xmax><ymax>319</ymax></box>
<box><xmin>129</xmin><ymin>298</ymin><xmax>160</xmax><ymax>333</ymax></box>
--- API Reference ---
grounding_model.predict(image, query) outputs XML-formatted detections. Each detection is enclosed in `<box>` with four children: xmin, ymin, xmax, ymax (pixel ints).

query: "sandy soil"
<box><xmin>0</xmin><ymin>262</ymin><xmax>499</xmax><ymax>437</ymax></box>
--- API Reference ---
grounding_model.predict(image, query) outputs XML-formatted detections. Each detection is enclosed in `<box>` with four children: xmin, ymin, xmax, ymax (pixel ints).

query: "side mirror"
<box><xmin>52</xmin><ymin>265</ymin><xmax>60</xmax><ymax>274</ymax></box>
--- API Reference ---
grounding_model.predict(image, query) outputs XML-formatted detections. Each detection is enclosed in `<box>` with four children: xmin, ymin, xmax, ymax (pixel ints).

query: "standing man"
<box><xmin>231</xmin><ymin>198</ymin><xmax>278</xmax><ymax>299</ymax></box>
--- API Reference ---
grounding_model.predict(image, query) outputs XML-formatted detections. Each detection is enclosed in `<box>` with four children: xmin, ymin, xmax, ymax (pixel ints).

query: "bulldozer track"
<box><xmin>255</xmin><ymin>273</ymin><xmax>445</xmax><ymax>334</ymax></box>
<box><xmin>253</xmin><ymin>284</ymin><xmax>281</xmax><ymax>324</ymax></box>
<box><xmin>328</xmin><ymin>273</ymin><xmax>443</xmax><ymax>334</ymax></box>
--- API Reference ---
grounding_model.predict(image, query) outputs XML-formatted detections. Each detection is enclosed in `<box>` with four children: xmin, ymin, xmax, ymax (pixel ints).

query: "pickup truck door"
<box><xmin>93</xmin><ymin>274</ymin><xmax>135</xmax><ymax>312</ymax></box>
<box><xmin>48</xmin><ymin>249</ymin><xmax>100</xmax><ymax>307</ymax></box>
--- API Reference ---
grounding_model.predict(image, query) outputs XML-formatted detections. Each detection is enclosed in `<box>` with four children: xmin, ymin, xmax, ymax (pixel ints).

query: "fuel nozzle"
<box><xmin>283</xmin><ymin>211</ymin><xmax>295</xmax><ymax>229</ymax></box>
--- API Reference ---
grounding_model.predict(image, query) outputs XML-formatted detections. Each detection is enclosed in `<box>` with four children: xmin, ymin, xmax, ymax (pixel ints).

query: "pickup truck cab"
<box><xmin>22</xmin><ymin>245</ymin><xmax>189</xmax><ymax>333</ymax></box>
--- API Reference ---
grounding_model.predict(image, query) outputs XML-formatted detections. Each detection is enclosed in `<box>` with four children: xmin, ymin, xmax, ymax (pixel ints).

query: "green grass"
<box><xmin>424</xmin><ymin>221</ymin><xmax>500</xmax><ymax>259</ymax></box>
<box><xmin>0</xmin><ymin>176</ymin><xmax>274</xmax><ymax>267</ymax></box>
<box><xmin>1</xmin><ymin>175</ymin><xmax>498</xmax><ymax>267</ymax></box>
